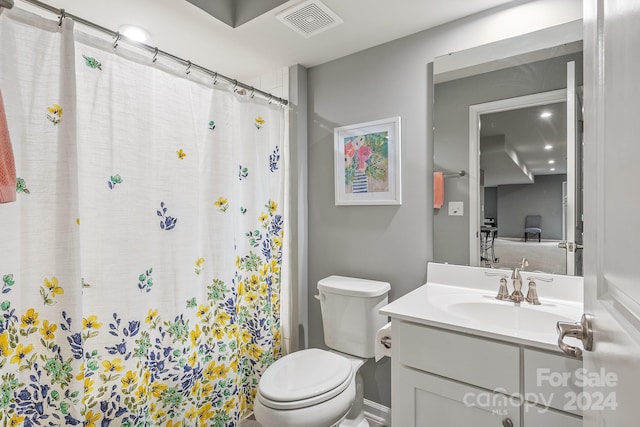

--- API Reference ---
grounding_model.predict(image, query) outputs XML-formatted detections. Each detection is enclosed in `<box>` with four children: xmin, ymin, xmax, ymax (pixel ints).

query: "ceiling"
<box><xmin>15</xmin><ymin>0</ymin><xmax>517</xmax><ymax>81</ymax></box>
<box><xmin>480</xmin><ymin>101</ymin><xmax>568</xmax><ymax>187</ymax></box>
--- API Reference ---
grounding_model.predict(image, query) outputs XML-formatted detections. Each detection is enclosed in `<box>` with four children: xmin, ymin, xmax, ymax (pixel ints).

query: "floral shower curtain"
<box><xmin>0</xmin><ymin>8</ymin><xmax>286</xmax><ymax>427</ymax></box>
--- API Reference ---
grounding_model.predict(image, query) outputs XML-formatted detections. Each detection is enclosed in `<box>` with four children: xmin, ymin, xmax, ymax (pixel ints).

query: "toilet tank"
<box><xmin>317</xmin><ymin>275</ymin><xmax>390</xmax><ymax>358</ymax></box>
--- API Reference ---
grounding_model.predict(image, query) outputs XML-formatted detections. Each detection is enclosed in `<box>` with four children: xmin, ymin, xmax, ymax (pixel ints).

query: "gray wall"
<box><xmin>306</xmin><ymin>3</ymin><xmax>581</xmax><ymax>409</ymax></box>
<box><xmin>485</xmin><ymin>187</ymin><xmax>498</xmax><ymax>220</ymax></box>
<box><xmin>497</xmin><ymin>174</ymin><xmax>566</xmax><ymax>239</ymax></box>
<box><xmin>433</xmin><ymin>52</ymin><xmax>583</xmax><ymax>265</ymax></box>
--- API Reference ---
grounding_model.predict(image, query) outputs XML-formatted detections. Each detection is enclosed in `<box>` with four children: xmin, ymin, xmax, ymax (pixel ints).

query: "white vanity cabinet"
<box><xmin>390</xmin><ymin>320</ymin><xmax>583</xmax><ymax>427</ymax></box>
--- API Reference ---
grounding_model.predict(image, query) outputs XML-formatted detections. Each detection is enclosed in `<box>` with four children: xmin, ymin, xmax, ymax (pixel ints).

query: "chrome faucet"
<box><xmin>509</xmin><ymin>268</ymin><xmax>525</xmax><ymax>303</ymax></box>
<box><xmin>509</xmin><ymin>258</ymin><xmax>528</xmax><ymax>303</ymax></box>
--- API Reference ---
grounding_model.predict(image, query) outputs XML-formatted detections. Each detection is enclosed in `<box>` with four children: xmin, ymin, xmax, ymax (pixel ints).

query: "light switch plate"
<box><xmin>448</xmin><ymin>201</ymin><xmax>464</xmax><ymax>216</ymax></box>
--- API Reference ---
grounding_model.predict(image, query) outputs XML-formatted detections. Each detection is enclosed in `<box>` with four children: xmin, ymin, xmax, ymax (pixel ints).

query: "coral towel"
<box><xmin>433</xmin><ymin>171</ymin><xmax>444</xmax><ymax>209</ymax></box>
<box><xmin>0</xmin><ymin>90</ymin><xmax>16</xmax><ymax>203</ymax></box>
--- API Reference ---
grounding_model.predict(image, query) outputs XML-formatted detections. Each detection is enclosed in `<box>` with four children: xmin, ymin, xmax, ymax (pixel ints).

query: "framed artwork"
<box><xmin>334</xmin><ymin>116</ymin><xmax>401</xmax><ymax>205</ymax></box>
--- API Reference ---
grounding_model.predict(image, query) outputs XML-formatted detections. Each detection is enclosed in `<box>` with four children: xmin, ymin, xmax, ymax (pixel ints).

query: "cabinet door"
<box><xmin>523</xmin><ymin>403</ymin><xmax>582</xmax><ymax>427</ymax></box>
<box><xmin>393</xmin><ymin>365</ymin><xmax>520</xmax><ymax>427</ymax></box>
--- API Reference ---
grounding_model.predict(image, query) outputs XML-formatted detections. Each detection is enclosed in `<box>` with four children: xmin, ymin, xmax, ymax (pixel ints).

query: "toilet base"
<box><xmin>338</xmin><ymin>363</ymin><xmax>368</xmax><ymax>427</ymax></box>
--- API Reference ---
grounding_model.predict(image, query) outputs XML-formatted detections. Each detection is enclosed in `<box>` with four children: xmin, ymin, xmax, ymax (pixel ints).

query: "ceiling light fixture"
<box><xmin>548</xmin><ymin>160</ymin><xmax>555</xmax><ymax>164</ymax></box>
<box><xmin>540</xmin><ymin>111</ymin><xmax>552</xmax><ymax>119</ymax></box>
<box><xmin>118</xmin><ymin>24</ymin><xmax>151</xmax><ymax>43</ymax></box>
<box><xmin>544</xmin><ymin>144</ymin><xmax>553</xmax><ymax>150</ymax></box>
<box><xmin>550</xmin><ymin>168</ymin><xmax>556</xmax><ymax>171</ymax></box>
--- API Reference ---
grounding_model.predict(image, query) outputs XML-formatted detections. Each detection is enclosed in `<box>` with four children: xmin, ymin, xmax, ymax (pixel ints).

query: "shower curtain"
<box><xmin>0</xmin><ymin>9</ymin><xmax>287</xmax><ymax>427</ymax></box>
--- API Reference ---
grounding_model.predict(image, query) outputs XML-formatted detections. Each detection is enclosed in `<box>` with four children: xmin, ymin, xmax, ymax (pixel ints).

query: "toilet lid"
<box><xmin>259</xmin><ymin>349</ymin><xmax>352</xmax><ymax>403</ymax></box>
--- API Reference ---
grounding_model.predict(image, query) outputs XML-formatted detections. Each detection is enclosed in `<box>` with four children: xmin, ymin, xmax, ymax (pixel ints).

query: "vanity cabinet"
<box><xmin>391</xmin><ymin>320</ymin><xmax>582</xmax><ymax>427</ymax></box>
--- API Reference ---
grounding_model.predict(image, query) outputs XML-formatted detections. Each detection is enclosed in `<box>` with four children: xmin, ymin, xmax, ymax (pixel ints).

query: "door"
<box><xmin>580</xmin><ymin>1</ymin><xmax>640</xmax><ymax>426</ymax></box>
<box><xmin>565</xmin><ymin>61</ymin><xmax>579</xmax><ymax>276</ymax></box>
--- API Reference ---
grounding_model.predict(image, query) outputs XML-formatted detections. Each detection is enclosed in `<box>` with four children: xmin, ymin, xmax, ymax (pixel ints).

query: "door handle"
<box><xmin>557</xmin><ymin>313</ymin><xmax>593</xmax><ymax>357</ymax></box>
<box><xmin>502</xmin><ymin>418</ymin><xmax>514</xmax><ymax>427</ymax></box>
<box><xmin>558</xmin><ymin>241</ymin><xmax>583</xmax><ymax>252</ymax></box>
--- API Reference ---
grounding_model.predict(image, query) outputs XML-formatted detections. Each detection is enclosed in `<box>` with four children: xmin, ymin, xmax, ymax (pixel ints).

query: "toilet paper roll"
<box><xmin>374</xmin><ymin>322</ymin><xmax>392</xmax><ymax>362</ymax></box>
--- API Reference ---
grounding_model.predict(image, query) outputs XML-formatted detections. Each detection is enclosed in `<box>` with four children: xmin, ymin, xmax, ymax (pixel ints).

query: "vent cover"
<box><xmin>276</xmin><ymin>0</ymin><xmax>343</xmax><ymax>38</ymax></box>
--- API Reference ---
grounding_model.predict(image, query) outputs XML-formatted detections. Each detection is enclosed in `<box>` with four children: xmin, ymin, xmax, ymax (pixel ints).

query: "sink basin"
<box><xmin>428</xmin><ymin>292</ymin><xmax>582</xmax><ymax>336</ymax></box>
<box><xmin>446</xmin><ymin>301</ymin><xmax>576</xmax><ymax>334</ymax></box>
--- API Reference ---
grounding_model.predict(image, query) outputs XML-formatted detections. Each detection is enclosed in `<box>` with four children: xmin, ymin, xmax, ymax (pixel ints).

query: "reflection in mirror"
<box><xmin>432</xmin><ymin>21</ymin><xmax>583</xmax><ymax>276</ymax></box>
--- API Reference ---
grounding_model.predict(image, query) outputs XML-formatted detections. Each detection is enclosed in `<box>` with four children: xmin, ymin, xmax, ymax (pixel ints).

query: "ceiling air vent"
<box><xmin>276</xmin><ymin>0</ymin><xmax>343</xmax><ymax>38</ymax></box>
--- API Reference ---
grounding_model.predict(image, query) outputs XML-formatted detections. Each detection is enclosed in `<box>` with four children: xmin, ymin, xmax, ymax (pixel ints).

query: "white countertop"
<box><xmin>380</xmin><ymin>263</ymin><xmax>585</xmax><ymax>353</ymax></box>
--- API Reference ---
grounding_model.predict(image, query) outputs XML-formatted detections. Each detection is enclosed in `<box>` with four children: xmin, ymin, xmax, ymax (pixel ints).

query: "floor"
<box><xmin>488</xmin><ymin>237</ymin><xmax>567</xmax><ymax>274</ymax></box>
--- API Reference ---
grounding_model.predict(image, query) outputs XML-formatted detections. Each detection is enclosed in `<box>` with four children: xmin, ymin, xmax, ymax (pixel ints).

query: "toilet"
<box><xmin>254</xmin><ymin>275</ymin><xmax>390</xmax><ymax>427</ymax></box>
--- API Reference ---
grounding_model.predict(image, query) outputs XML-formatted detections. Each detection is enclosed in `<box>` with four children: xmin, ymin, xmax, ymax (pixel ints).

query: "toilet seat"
<box><xmin>257</xmin><ymin>348</ymin><xmax>354</xmax><ymax>410</ymax></box>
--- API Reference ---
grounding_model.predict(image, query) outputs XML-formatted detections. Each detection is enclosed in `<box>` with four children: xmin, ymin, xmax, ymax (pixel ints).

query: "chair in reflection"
<box><xmin>524</xmin><ymin>215</ymin><xmax>542</xmax><ymax>242</ymax></box>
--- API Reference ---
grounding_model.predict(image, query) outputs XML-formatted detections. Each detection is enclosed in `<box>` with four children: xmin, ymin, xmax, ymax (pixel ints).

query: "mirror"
<box><xmin>433</xmin><ymin>20</ymin><xmax>584</xmax><ymax>275</ymax></box>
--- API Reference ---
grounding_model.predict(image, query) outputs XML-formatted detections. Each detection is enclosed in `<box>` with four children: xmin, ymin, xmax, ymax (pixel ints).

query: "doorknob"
<box><xmin>557</xmin><ymin>313</ymin><xmax>593</xmax><ymax>357</ymax></box>
<box><xmin>558</xmin><ymin>241</ymin><xmax>568</xmax><ymax>249</ymax></box>
<box><xmin>502</xmin><ymin>418</ymin><xmax>514</xmax><ymax>427</ymax></box>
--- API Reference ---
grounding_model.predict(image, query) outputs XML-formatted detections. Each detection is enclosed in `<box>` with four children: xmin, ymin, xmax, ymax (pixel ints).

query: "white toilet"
<box><xmin>254</xmin><ymin>275</ymin><xmax>390</xmax><ymax>427</ymax></box>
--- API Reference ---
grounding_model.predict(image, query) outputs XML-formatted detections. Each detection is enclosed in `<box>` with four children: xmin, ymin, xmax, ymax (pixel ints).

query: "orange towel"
<box><xmin>433</xmin><ymin>172</ymin><xmax>444</xmax><ymax>209</ymax></box>
<box><xmin>0</xmin><ymin>89</ymin><xmax>16</xmax><ymax>204</ymax></box>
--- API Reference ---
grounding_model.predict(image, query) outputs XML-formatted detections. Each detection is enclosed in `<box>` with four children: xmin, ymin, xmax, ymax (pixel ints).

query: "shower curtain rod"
<box><xmin>10</xmin><ymin>0</ymin><xmax>289</xmax><ymax>106</ymax></box>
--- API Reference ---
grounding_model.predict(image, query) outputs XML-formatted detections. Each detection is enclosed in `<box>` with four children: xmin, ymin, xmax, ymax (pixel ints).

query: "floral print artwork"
<box><xmin>209</xmin><ymin>120</ymin><xmax>216</xmax><ymax>131</ymax></box>
<box><xmin>47</xmin><ymin>104</ymin><xmax>63</xmax><ymax>125</ymax></box>
<box><xmin>343</xmin><ymin>132</ymin><xmax>389</xmax><ymax>193</ymax></box>
<box><xmin>177</xmin><ymin>148</ymin><xmax>186</xmax><ymax>160</ymax></box>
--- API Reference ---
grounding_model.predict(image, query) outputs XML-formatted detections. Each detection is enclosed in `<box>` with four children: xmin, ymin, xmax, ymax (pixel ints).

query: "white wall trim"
<box><xmin>364</xmin><ymin>399</ymin><xmax>391</xmax><ymax>427</ymax></box>
<box><xmin>468</xmin><ymin>88</ymin><xmax>567</xmax><ymax>267</ymax></box>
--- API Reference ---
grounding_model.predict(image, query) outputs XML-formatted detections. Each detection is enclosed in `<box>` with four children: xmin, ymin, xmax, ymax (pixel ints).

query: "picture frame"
<box><xmin>334</xmin><ymin>116</ymin><xmax>402</xmax><ymax>205</ymax></box>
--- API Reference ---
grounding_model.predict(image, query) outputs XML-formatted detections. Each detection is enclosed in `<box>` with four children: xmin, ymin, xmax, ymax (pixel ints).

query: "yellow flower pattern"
<box><xmin>1</xmin><ymin>199</ymin><xmax>282</xmax><ymax>425</ymax></box>
<box><xmin>47</xmin><ymin>103</ymin><xmax>63</xmax><ymax>124</ymax></box>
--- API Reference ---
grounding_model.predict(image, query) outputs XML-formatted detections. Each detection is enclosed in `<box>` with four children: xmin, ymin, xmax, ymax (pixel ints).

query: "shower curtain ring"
<box><xmin>152</xmin><ymin>47</ymin><xmax>159</xmax><ymax>63</ymax></box>
<box><xmin>268</xmin><ymin>95</ymin><xmax>273</xmax><ymax>104</ymax></box>
<box><xmin>185</xmin><ymin>61</ymin><xmax>192</xmax><ymax>75</ymax></box>
<box><xmin>212</xmin><ymin>72</ymin><xmax>218</xmax><ymax>86</ymax></box>
<box><xmin>233</xmin><ymin>80</ymin><xmax>239</xmax><ymax>93</ymax></box>
<box><xmin>113</xmin><ymin>32</ymin><xmax>121</xmax><ymax>49</ymax></box>
<box><xmin>58</xmin><ymin>9</ymin><xmax>66</xmax><ymax>26</ymax></box>
<box><xmin>250</xmin><ymin>87</ymin><xmax>256</xmax><ymax>98</ymax></box>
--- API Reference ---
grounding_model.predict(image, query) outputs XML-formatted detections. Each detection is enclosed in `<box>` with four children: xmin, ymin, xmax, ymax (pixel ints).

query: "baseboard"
<box><xmin>364</xmin><ymin>399</ymin><xmax>391</xmax><ymax>427</ymax></box>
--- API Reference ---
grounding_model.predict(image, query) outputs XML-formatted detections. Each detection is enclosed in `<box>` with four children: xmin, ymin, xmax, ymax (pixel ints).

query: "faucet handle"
<box><xmin>485</xmin><ymin>271</ymin><xmax>510</xmax><ymax>300</ymax></box>
<box><xmin>496</xmin><ymin>277</ymin><xmax>510</xmax><ymax>300</ymax></box>
<box><xmin>525</xmin><ymin>280</ymin><xmax>541</xmax><ymax>305</ymax></box>
<box><xmin>526</xmin><ymin>275</ymin><xmax>554</xmax><ymax>283</ymax></box>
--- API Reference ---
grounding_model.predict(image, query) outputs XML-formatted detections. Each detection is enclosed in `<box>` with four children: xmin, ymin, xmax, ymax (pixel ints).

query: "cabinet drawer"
<box><xmin>523</xmin><ymin>403</ymin><xmax>582</xmax><ymax>427</ymax></box>
<box><xmin>523</xmin><ymin>348</ymin><xmax>583</xmax><ymax>415</ymax></box>
<box><xmin>395</xmin><ymin>321</ymin><xmax>520</xmax><ymax>394</ymax></box>
<box><xmin>394</xmin><ymin>365</ymin><xmax>521</xmax><ymax>427</ymax></box>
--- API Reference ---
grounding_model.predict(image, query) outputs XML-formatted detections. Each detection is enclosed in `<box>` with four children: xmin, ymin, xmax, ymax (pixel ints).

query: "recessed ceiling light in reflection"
<box><xmin>544</xmin><ymin>144</ymin><xmax>553</xmax><ymax>150</ymax></box>
<box><xmin>118</xmin><ymin>24</ymin><xmax>151</xmax><ymax>43</ymax></box>
<box><xmin>550</xmin><ymin>168</ymin><xmax>556</xmax><ymax>171</ymax></box>
<box><xmin>540</xmin><ymin>111</ymin><xmax>552</xmax><ymax>119</ymax></box>
<box><xmin>548</xmin><ymin>160</ymin><xmax>555</xmax><ymax>164</ymax></box>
